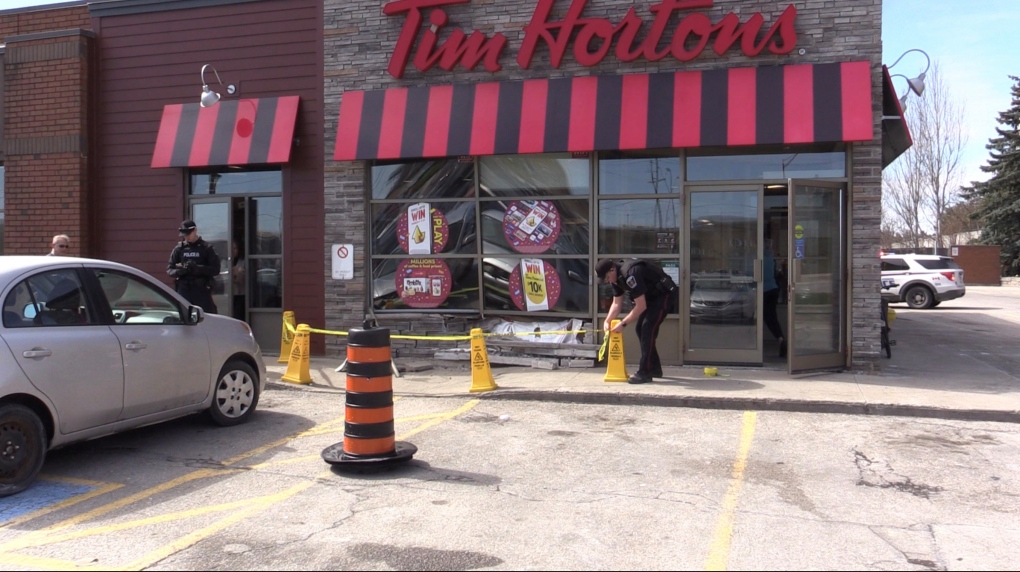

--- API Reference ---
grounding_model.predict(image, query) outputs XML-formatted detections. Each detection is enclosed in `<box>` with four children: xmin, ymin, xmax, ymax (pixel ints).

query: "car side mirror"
<box><xmin>22</xmin><ymin>303</ymin><xmax>41</xmax><ymax>320</ymax></box>
<box><xmin>187</xmin><ymin>305</ymin><xmax>204</xmax><ymax>325</ymax></box>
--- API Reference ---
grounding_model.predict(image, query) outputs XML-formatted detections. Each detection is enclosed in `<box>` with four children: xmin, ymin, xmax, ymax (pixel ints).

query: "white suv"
<box><xmin>880</xmin><ymin>253</ymin><xmax>966</xmax><ymax>309</ymax></box>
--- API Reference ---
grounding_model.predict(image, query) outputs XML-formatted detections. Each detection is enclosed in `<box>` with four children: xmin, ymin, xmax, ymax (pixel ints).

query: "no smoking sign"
<box><xmin>332</xmin><ymin>243</ymin><xmax>354</xmax><ymax>279</ymax></box>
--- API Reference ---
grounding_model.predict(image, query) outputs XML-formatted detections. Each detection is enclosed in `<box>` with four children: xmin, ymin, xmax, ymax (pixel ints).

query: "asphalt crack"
<box><xmin>853</xmin><ymin>449</ymin><xmax>943</xmax><ymax>499</ymax></box>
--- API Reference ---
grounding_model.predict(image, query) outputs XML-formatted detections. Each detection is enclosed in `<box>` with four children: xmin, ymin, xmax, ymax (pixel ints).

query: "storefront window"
<box><xmin>686</xmin><ymin>150</ymin><xmax>845</xmax><ymax>181</ymax></box>
<box><xmin>595</xmin><ymin>153</ymin><xmax>682</xmax><ymax>314</ymax></box>
<box><xmin>479</xmin><ymin>154</ymin><xmax>590</xmax><ymax>197</ymax></box>
<box><xmin>371</xmin><ymin>258</ymin><xmax>480</xmax><ymax>311</ymax></box>
<box><xmin>372</xmin><ymin>160</ymin><xmax>475</xmax><ymax>200</ymax></box>
<box><xmin>370</xmin><ymin>155</ymin><xmax>591</xmax><ymax>315</ymax></box>
<box><xmin>598</xmin><ymin>153</ymin><xmax>680</xmax><ymax>195</ymax></box>
<box><xmin>249</xmin><ymin>197</ymin><xmax>282</xmax><ymax>255</ymax></box>
<box><xmin>371</xmin><ymin>201</ymin><xmax>477</xmax><ymax>256</ymax></box>
<box><xmin>479</xmin><ymin>199</ymin><xmax>589</xmax><ymax>255</ymax></box>
<box><xmin>598</xmin><ymin>199</ymin><xmax>681</xmax><ymax>255</ymax></box>
<box><xmin>191</xmin><ymin>170</ymin><xmax>282</xmax><ymax>195</ymax></box>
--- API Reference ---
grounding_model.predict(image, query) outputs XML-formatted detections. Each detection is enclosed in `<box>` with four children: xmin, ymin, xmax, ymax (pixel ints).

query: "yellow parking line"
<box><xmin>396</xmin><ymin>400</ymin><xmax>479</xmax><ymax>441</ymax></box>
<box><xmin>0</xmin><ymin>400</ymin><xmax>480</xmax><ymax>569</ymax></box>
<box><xmin>2</xmin><ymin>496</ymin><xmax>269</xmax><ymax>552</ymax></box>
<box><xmin>125</xmin><ymin>480</ymin><xmax>316</xmax><ymax>571</ymax></box>
<box><xmin>1</xmin><ymin>478</ymin><xmax>123</xmax><ymax>530</ymax></box>
<box><xmin>0</xmin><ymin>553</ymin><xmax>91</xmax><ymax>571</ymax></box>
<box><xmin>124</xmin><ymin>400</ymin><xmax>480</xmax><ymax>571</ymax></box>
<box><xmin>704</xmin><ymin>411</ymin><xmax>758</xmax><ymax>572</ymax></box>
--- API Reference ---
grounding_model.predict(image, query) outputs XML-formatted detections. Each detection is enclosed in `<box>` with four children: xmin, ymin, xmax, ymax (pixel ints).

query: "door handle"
<box><xmin>22</xmin><ymin>349</ymin><xmax>52</xmax><ymax>358</ymax></box>
<box><xmin>124</xmin><ymin>342</ymin><xmax>148</xmax><ymax>350</ymax></box>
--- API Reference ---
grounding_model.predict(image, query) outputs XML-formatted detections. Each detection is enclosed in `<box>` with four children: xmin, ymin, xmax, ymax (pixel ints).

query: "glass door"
<box><xmin>190</xmin><ymin>200</ymin><xmax>233</xmax><ymax>316</ymax></box>
<box><xmin>684</xmin><ymin>186</ymin><xmax>763</xmax><ymax>364</ymax></box>
<box><xmin>787</xmin><ymin>179</ymin><xmax>846</xmax><ymax>373</ymax></box>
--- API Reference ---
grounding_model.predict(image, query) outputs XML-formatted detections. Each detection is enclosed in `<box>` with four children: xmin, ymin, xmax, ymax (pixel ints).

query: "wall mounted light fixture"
<box><xmin>200</xmin><ymin>64</ymin><xmax>236</xmax><ymax>107</ymax></box>
<box><xmin>887</xmin><ymin>49</ymin><xmax>930</xmax><ymax>112</ymax></box>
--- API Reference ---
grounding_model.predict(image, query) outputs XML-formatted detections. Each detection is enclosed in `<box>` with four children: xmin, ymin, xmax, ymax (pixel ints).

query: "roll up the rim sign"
<box><xmin>383</xmin><ymin>0</ymin><xmax>799</xmax><ymax>78</ymax></box>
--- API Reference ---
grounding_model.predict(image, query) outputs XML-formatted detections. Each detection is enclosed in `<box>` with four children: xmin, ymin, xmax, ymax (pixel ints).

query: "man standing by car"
<box><xmin>167</xmin><ymin>220</ymin><xmax>220</xmax><ymax>313</ymax></box>
<box><xmin>47</xmin><ymin>234</ymin><xmax>71</xmax><ymax>256</ymax></box>
<box><xmin>596</xmin><ymin>258</ymin><xmax>677</xmax><ymax>384</ymax></box>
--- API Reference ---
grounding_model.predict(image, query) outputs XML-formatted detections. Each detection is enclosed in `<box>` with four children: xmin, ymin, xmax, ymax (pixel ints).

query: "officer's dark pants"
<box><xmin>177</xmin><ymin>283</ymin><xmax>217</xmax><ymax>314</ymax></box>
<box><xmin>636</xmin><ymin>292</ymin><xmax>671</xmax><ymax>376</ymax></box>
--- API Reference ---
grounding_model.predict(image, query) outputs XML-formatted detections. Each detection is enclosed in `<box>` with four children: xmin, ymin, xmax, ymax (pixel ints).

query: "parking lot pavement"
<box><xmin>3</xmin><ymin>393</ymin><xmax>1018</xmax><ymax>570</ymax></box>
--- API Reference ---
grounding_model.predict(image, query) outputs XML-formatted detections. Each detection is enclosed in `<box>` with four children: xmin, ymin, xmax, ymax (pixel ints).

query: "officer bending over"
<box><xmin>167</xmin><ymin>220</ymin><xmax>220</xmax><ymax>314</ymax></box>
<box><xmin>596</xmin><ymin>258</ymin><xmax>677</xmax><ymax>384</ymax></box>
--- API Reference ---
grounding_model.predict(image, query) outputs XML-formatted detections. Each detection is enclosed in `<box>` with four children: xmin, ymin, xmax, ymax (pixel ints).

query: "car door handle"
<box><xmin>22</xmin><ymin>349</ymin><xmax>52</xmax><ymax>358</ymax></box>
<box><xmin>124</xmin><ymin>342</ymin><xmax>148</xmax><ymax>350</ymax></box>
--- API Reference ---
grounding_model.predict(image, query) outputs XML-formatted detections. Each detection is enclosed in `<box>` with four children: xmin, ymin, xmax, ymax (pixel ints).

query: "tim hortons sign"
<box><xmin>383</xmin><ymin>0</ymin><xmax>798</xmax><ymax>78</ymax></box>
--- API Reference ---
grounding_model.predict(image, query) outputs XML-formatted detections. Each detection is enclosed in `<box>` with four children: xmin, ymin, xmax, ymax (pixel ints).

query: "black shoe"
<box><xmin>628</xmin><ymin>372</ymin><xmax>653</xmax><ymax>384</ymax></box>
<box><xmin>779</xmin><ymin>339</ymin><xmax>787</xmax><ymax>358</ymax></box>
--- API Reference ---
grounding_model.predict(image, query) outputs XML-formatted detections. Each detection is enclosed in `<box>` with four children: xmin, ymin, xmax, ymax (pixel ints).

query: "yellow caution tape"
<box><xmin>597</xmin><ymin>334</ymin><xmax>609</xmax><ymax>362</ymax></box>
<box><xmin>283</xmin><ymin>318</ymin><xmax>597</xmax><ymax>341</ymax></box>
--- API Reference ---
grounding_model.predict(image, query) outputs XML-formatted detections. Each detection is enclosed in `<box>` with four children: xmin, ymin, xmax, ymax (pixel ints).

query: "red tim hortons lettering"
<box><xmin>384</xmin><ymin>0</ymin><xmax>507</xmax><ymax>78</ymax></box>
<box><xmin>515</xmin><ymin>0</ymin><xmax>797</xmax><ymax>69</ymax></box>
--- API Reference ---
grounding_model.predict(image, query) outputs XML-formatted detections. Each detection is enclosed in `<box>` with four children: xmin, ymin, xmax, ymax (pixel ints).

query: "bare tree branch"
<box><xmin>882</xmin><ymin>62</ymin><xmax>968</xmax><ymax>252</ymax></box>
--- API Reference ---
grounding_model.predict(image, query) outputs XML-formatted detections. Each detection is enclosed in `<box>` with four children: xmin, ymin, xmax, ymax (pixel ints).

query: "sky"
<box><xmin>1</xmin><ymin>0</ymin><xmax>1016</xmax><ymax>186</ymax></box>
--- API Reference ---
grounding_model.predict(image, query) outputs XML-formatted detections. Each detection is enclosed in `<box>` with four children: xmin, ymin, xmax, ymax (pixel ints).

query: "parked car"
<box><xmin>880</xmin><ymin>253</ymin><xmax>965</xmax><ymax>309</ymax></box>
<box><xmin>690</xmin><ymin>272</ymin><xmax>756</xmax><ymax>323</ymax></box>
<box><xmin>1</xmin><ymin>256</ymin><xmax>266</xmax><ymax>497</ymax></box>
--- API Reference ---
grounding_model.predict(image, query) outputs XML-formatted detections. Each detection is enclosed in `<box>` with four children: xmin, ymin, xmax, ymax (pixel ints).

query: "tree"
<box><xmin>882</xmin><ymin>62</ymin><xmax>968</xmax><ymax>252</ymax></box>
<box><xmin>963</xmin><ymin>75</ymin><xmax>1020</xmax><ymax>276</ymax></box>
<box><xmin>939</xmin><ymin>197</ymin><xmax>982</xmax><ymax>244</ymax></box>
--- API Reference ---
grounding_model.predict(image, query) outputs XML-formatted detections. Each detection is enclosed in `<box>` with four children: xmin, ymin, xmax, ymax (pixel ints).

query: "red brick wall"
<box><xmin>1</xmin><ymin>4</ymin><xmax>93</xmax><ymax>256</ymax></box>
<box><xmin>952</xmin><ymin>245</ymin><xmax>1001</xmax><ymax>286</ymax></box>
<box><xmin>0</xmin><ymin>4</ymin><xmax>90</xmax><ymax>36</ymax></box>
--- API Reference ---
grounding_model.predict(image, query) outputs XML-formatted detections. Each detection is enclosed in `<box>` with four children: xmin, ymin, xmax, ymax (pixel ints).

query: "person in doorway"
<box><xmin>167</xmin><ymin>220</ymin><xmax>220</xmax><ymax>314</ymax></box>
<box><xmin>763</xmin><ymin>239</ymin><xmax>786</xmax><ymax>357</ymax></box>
<box><xmin>231</xmin><ymin>240</ymin><xmax>246</xmax><ymax>320</ymax></box>
<box><xmin>595</xmin><ymin>258</ymin><xmax>677</xmax><ymax>384</ymax></box>
<box><xmin>47</xmin><ymin>234</ymin><xmax>71</xmax><ymax>256</ymax></box>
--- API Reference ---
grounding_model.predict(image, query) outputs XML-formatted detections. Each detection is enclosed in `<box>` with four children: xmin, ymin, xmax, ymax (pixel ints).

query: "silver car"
<box><xmin>1</xmin><ymin>256</ymin><xmax>266</xmax><ymax>497</ymax></box>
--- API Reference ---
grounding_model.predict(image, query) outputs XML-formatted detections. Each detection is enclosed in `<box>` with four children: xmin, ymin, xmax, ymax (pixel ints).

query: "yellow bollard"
<box><xmin>281</xmin><ymin>324</ymin><xmax>312</xmax><ymax>385</ymax></box>
<box><xmin>603</xmin><ymin>319</ymin><xmax>629</xmax><ymax>382</ymax></box>
<box><xmin>278</xmin><ymin>311</ymin><xmax>296</xmax><ymax>364</ymax></box>
<box><xmin>468</xmin><ymin>328</ymin><xmax>498</xmax><ymax>393</ymax></box>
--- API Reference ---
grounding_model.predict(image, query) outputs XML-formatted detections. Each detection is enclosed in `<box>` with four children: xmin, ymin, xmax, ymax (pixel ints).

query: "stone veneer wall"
<box><xmin>323</xmin><ymin>0</ymin><xmax>884</xmax><ymax>371</ymax></box>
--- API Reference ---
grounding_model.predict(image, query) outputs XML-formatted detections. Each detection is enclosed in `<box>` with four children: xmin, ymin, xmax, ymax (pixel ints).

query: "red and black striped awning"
<box><xmin>152</xmin><ymin>96</ymin><xmax>299</xmax><ymax>168</ymax></box>
<box><xmin>334</xmin><ymin>61</ymin><xmax>873</xmax><ymax>162</ymax></box>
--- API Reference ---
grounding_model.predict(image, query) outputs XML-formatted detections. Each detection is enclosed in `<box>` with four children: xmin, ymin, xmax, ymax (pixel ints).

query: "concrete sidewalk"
<box><xmin>265</xmin><ymin>354</ymin><xmax>1020</xmax><ymax>424</ymax></box>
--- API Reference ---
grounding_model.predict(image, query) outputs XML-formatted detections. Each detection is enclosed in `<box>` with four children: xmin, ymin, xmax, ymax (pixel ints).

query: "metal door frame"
<box><xmin>787</xmin><ymin>179</ymin><xmax>847</xmax><ymax>373</ymax></box>
<box><xmin>682</xmin><ymin>184</ymin><xmax>764</xmax><ymax>365</ymax></box>
<box><xmin>188</xmin><ymin>197</ymin><xmax>235</xmax><ymax>317</ymax></box>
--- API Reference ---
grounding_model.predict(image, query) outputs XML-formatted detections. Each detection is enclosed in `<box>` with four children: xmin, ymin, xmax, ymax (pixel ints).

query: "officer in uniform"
<box><xmin>595</xmin><ymin>258</ymin><xmax>677</xmax><ymax>384</ymax></box>
<box><xmin>167</xmin><ymin>220</ymin><xmax>220</xmax><ymax>314</ymax></box>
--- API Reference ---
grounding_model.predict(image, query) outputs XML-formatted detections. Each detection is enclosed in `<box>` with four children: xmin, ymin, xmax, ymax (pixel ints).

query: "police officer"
<box><xmin>595</xmin><ymin>258</ymin><xmax>677</xmax><ymax>384</ymax></box>
<box><xmin>167</xmin><ymin>220</ymin><xmax>220</xmax><ymax>314</ymax></box>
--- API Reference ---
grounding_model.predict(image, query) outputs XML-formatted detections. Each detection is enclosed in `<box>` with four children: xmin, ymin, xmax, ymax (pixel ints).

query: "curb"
<box><xmin>266</xmin><ymin>381</ymin><xmax>1020</xmax><ymax>424</ymax></box>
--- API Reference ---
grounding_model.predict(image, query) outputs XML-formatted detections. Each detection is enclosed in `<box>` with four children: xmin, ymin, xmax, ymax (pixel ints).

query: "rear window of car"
<box><xmin>916</xmin><ymin>258</ymin><xmax>961</xmax><ymax>270</ymax></box>
<box><xmin>881</xmin><ymin>259</ymin><xmax>910</xmax><ymax>272</ymax></box>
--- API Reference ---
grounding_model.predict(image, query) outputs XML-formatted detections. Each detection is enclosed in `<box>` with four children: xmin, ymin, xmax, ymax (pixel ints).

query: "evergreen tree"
<box><xmin>964</xmin><ymin>75</ymin><xmax>1020</xmax><ymax>275</ymax></box>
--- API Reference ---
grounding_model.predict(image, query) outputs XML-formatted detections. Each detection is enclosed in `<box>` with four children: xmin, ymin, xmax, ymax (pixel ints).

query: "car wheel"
<box><xmin>904</xmin><ymin>285</ymin><xmax>935</xmax><ymax>309</ymax></box>
<box><xmin>0</xmin><ymin>404</ymin><xmax>47</xmax><ymax>497</ymax></box>
<box><xmin>208</xmin><ymin>360</ymin><xmax>260</xmax><ymax>427</ymax></box>
<box><xmin>931</xmin><ymin>301</ymin><xmax>942</xmax><ymax>307</ymax></box>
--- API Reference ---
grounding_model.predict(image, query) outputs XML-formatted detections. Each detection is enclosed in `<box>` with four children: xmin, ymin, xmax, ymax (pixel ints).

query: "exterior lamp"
<box><xmin>200</xmin><ymin>64</ymin><xmax>236</xmax><ymax>107</ymax></box>
<box><xmin>888</xmin><ymin>48</ymin><xmax>931</xmax><ymax>111</ymax></box>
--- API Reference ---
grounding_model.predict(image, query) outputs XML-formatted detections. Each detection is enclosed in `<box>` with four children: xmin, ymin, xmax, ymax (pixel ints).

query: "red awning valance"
<box><xmin>334</xmin><ymin>61</ymin><xmax>873</xmax><ymax>162</ymax></box>
<box><xmin>881</xmin><ymin>65</ymin><xmax>914</xmax><ymax>168</ymax></box>
<box><xmin>152</xmin><ymin>96</ymin><xmax>299</xmax><ymax>168</ymax></box>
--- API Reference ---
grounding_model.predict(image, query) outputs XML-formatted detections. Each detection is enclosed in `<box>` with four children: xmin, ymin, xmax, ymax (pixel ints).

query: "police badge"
<box><xmin>626</xmin><ymin>275</ymin><xmax>638</xmax><ymax>289</ymax></box>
